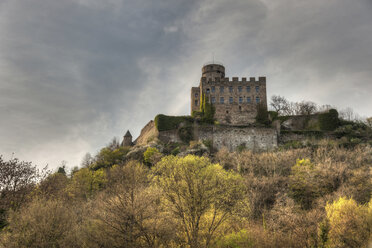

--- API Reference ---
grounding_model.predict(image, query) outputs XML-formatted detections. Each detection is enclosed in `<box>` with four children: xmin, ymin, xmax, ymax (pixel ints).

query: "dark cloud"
<box><xmin>0</xmin><ymin>0</ymin><xmax>371</xmax><ymax>168</ymax></box>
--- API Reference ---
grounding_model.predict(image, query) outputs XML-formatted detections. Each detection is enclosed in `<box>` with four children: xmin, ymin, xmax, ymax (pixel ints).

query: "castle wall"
<box><xmin>134</xmin><ymin>120</ymin><xmax>158</xmax><ymax>146</ymax></box>
<box><xmin>200</xmin><ymin>76</ymin><xmax>267</xmax><ymax>125</ymax></box>
<box><xmin>197</xmin><ymin>125</ymin><xmax>277</xmax><ymax>151</ymax></box>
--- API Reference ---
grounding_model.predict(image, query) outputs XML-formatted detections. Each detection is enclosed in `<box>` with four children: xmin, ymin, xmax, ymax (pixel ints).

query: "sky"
<box><xmin>1</xmin><ymin>0</ymin><xmax>371</xmax><ymax>170</ymax></box>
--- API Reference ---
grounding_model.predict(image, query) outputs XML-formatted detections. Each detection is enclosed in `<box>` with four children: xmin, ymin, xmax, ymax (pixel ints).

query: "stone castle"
<box><xmin>191</xmin><ymin>63</ymin><xmax>267</xmax><ymax>125</ymax></box>
<box><xmin>124</xmin><ymin>63</ymin><xmax>277</xmax><ymax>152</ymax></box>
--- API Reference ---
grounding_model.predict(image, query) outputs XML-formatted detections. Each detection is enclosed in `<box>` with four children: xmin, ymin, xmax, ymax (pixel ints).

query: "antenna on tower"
<box><xmin>212</xmin><ymin>52</ymin><xmax>215</xmax><ymax>63</ymax></box>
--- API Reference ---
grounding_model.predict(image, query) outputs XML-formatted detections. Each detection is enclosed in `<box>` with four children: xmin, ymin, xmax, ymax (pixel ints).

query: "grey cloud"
<box><xmin>0</xmin><ymin>0</ymin><xmax>371</xmax><ymax>168</ymax></box>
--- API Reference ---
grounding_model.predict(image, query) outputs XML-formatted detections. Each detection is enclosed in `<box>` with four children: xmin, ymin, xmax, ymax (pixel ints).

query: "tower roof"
<box><xmin>124</xmin><ymin>130</ymin><xmax>132</xmax><ymax>137</ymax></box>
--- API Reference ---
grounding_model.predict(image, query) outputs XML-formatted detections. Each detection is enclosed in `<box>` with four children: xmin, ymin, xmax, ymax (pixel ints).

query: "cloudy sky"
<box><xmin>1</xmin><ymin>0</ymin><xmax>371</xmax><ymax>170</ymax></box>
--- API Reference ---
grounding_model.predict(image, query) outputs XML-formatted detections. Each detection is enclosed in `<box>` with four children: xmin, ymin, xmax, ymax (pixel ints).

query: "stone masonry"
<box><xmin>191</xmin><ymin>63</ymin><xmax>267</xmax><ymax>125</ymax></box>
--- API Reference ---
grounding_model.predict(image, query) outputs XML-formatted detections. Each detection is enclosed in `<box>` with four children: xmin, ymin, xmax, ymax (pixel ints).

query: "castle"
<box><xmin>125</xmin><ymin>63</ymin><xmax>277</xmax><ymax>152</ymax></box>
<box><xmin>191</xmin><ymin>63</ymin><xmax>267</xmax><ymax>125</ymax></box>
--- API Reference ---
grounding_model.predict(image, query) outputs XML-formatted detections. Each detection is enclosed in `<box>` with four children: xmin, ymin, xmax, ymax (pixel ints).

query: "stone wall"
<box><xmin>135</xmin><ymin>120</ymin><xmax>278</xmax><ymax>152</ymax></box>
<box><xmin>196</xmin><ymin>125</ymin><xmax>277</xmax><ymax>151</ymax></box>
<box><xmin>134</xmin><ymin>120</ymin><xmax>158</xmax><ymax>146</ymax></box>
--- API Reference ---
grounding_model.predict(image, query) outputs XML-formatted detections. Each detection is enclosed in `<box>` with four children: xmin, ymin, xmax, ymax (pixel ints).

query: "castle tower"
<box><xmin>122</xmin><ymin>130</ymin><xmax>133</xmax><ymax>147</ymax></box>
<box><xmin>202</xmin><ymin>63</ymin><xmax>225</xmax><ymax>81</ymax></box>
<box><xmin>191</xmin><ymin>63</ymin><xmax>267</xmax><ymax>125</ymax></box>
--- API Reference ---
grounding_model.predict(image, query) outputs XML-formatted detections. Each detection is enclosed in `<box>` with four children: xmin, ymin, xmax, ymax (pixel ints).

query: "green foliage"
<box><xmin>68</xmin><ymin>168</ymin><xmax>107</xmax><ymax>199</ymax></box>
<box><xmin>154</xmin><ymin>114</ymin><xmax>193</xmax><ymax>131</ymax></box>
<box><xmin>325</xmin><ymin>197</ymin><xmax>371</xmax><ymax>248</ymax></box>
<box><xmin>215</xmin><ymin>230</ymin><xmax>255</xmax><ymax>248</ymax></box>
<box><xmin>91</xmin><ymin>146</ymin><xmax>129</xmax><ymax>170</ymax></box>
<box><xmin>200</xmin><ymin>93</ymin><xmax>215</xmax><ymax>124</ymax></box>
<box><xmin>170</xmin><ymin>146</ymin><xmax>180</xmax><ymax>155</ymax></box>
<box><xmin>57</xmin><ymin>166</ymin><xmax>66</xmax><ymax>175</ymax></box>
<box><xmin>151</xmin><ymin>155</ymin><xmax>245</xmax><ymax>248</ymax></box>
<box><xmin>143</xmin><ymin>147</ymin><xmax>162</xmax><ymax>165</ymax></box>
<box><xmin>268</xmin><ymin>111</ymin><xmax>279</xmax><ymax>121</ymax></box>
<box><xmin>319</xmin><ymin>109</ymin><xmax>340</xmax><ymax>131</ymax></box>
<box><xmin>237</xmin><ymin>143</ymin><xmax>247</xmax><ymax>152</ymax></box>
<box><xmin>202</xmin><ymin>139</ymin><xmax>213</xmax><ymax>151</ymax></box>
<box><xmin>178</xmin><ymin>126</ymin><xmax>193</xmax><ymax>143</ymax></box>
<box><xmin>255</xmin><ymin>103</ymin><xmax>270</xmax><ymax>125</ymax></box>
<box><xmin>288</xmin><ymin>159</ymin><xmax>333</xmax><ymax>209</ymax></box>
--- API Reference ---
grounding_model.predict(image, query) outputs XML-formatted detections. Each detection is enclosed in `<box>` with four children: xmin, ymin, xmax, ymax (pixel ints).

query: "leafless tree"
<box><xmin>270</xmin><ymin>95</ymin><xmax>290</xmax><ymax>115</ymax></box>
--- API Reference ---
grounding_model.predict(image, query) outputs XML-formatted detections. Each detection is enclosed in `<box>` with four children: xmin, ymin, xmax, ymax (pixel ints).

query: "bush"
<box><xmin>143</xmin><ymin>147</ymin><xmax>162</xmax><ymax>166</ymax></box>
<box><xmin>154</xmin><ymin>114</ymin><xmax>193</xmax><ymax>131</ymax></box>
<box><xmin>319</xmin><ymin>109</ymin><xmax>340</xmax><ymax>131</ymax></box>
<box><xmin>178</xmin><ymin>126</ymin><xmax>193</xmax><ymax>143</ymax></box>
<box><xmin>255</xmin><ymin>103</ymin><xmax>269</xmax><ymax>125</ymax></box>
<box><xmin>325</xmin><ymin>197</ymin><xmax>371</xmax><ymax>248</ymax></box>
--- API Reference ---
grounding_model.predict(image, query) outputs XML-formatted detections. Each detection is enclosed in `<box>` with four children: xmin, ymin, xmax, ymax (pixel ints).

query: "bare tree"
<box><xmin>270</xmin><ymin>95</ymin><xmax>290</xmax><ymax>115</ymax></box>
<box><xmin>339</xmin><ymin>107</ymin><xmax>361</xmax><ymax>121</ymax></box>
<box><xmin>296</xmin><ymin>101</ymin><xmax>318</xmax><ymax>115</ymax></box>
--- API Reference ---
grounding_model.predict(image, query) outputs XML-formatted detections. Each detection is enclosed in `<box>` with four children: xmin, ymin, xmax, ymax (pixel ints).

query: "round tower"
<box><xmin>202</xmin><ymin>63</ymin><xmax>225</xmax><ymax>80</ymax></box>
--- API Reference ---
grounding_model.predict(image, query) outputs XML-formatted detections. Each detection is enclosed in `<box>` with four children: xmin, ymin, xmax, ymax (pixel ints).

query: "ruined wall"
<box><xmin>134</xmin><ymin>120</ymin><xmax>158</xmax><ymax>146</ymax></box>
<box><xmin>197</xmin><ymin>125</ymin><xmax>277</xmax><ymax>151</ymax></box>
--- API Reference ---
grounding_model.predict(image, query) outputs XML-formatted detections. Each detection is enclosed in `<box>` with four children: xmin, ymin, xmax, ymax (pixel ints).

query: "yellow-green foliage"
<box><xmin>152</xmin><ymin>155</ymin><xmax>245</xmax><ymax>248</ymax></box>
<box><xmin>215</xmin><ymin>230</ymin><xmax>255</xmax><ymax>248</ymax></box>
<box><xmin>289</xmin><ymin>159</ymin><xmax>333</xmax><ymax>209</ymax></box>
<box><xmin>91</xmin><ymin>146</ymin><xmax>129</xmax><ymax>170</ymax></box>
<box><xmin>143</xmin><ymin>147</ymin><xmax>162</xmax><ymax>165</ymax></box>
<box><xmin>325</xmin><ymin>197</ymin><xmax>371</xmax><ymax>248</ymax></box>
<box><xmin>1</xmin><ymin>198</ymin><xmax>79</xmax><ymax>248</ymax></box>
<box><xmin>67</xmin><ymin>168</ymin><xmax>107</xmax><ymax>199</ymax></box>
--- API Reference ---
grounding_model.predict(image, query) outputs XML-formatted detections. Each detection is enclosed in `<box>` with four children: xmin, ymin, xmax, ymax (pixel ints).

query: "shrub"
<box><xmin>319</xmin><ymin>109</ymin><xmax>340</xmax><ymax>131</ymax></box>
<box><xmin>154</xmin><ymin>114</ymin><xmax>193</xmax><ymax>131</ymax></box>
<box><xmin>325</xmin><ymin>197</ymin><xmax>371</xmax><ymax>248</ymax></box>
<box><xmin>255</xmin><ymin>103</ymin><xmax>269</xmax><ymax>125</ymax></box>
<box><xmin>178</xmin><ymin>126</ymin><xmax>193</xmax><ymax>143</ymax></box>
<box><xmin>143</xmin><ymin>147</ymin><xmax>162</xmax><ymax>166</ymax></box>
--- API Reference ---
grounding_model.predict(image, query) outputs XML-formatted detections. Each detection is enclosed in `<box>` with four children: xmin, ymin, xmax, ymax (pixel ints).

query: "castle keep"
<box><xmin>191</xmin><ymin>63</ymin><xmax>267</xmax><ymax>125</ymax></box>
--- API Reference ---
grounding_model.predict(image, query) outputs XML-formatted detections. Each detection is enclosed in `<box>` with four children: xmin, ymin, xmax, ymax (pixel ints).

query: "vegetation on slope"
<box><xmin>0</xmin><ymin>140</ymin><xmax>371</xmax><ymax>247</ymax></box>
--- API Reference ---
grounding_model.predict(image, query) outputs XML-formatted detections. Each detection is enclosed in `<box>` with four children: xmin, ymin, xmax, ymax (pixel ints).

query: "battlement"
<box><xmin>200</xmin><ymin>76</ymin><xmax>266</xmax><ymax>84</ymax></box>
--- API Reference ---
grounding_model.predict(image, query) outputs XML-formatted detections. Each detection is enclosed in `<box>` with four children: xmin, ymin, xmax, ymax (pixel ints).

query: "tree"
<box><xmin>325</xmin><ymin>197</ymin><xmax>371</xmax><ymax>248</ymax></box>
<box><xmin>0</xmin><ymin>156</ymin><xmax>46</xmax><ymax>229</ymax></box>
<box><xmin>270</xmin><ymin>95</ymin><xmax>290</xmax><ymax>115</ymax></box>
<box><xmin>143</xmin><ymin>147</ymin><xmax>162</xmax><ymax>166</ymax></box>
<box><xmin>151</xmin><ymin>155</ymin><xmax>245</xmax><ymax>248</ymax></box>
<box><xmin>366</xmin><ymin>117</ymin><xmax>372</xmax><ymax>128</ymax></box>
<box><xmin>0</xmin><ymin>198</ymin><xmax>79</xmax><ymax>248</ymax></box>
<box><xmin>296</xmin><ymin>101</ymin><xmax>317</xmax><ymax>115</ymax></box>
<box><xmin>67</xmin><ymin>168</ymin><xmax>106</xmax><ymax>199</ymax></box>
<box><xmin>85</xmin><ymin>161</ymin><xmax>173</xmax><ymax>248</ymax></box>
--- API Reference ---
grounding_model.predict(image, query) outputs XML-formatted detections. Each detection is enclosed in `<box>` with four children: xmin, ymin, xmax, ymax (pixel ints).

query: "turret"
<box><xmin>122</xmin><ymin>130</ymin><xmax>133</xmax><ymax>147</ymax></box>
<box><xmin>202</xmin><ymin>63</ymin><xmax>225</xmax><ymax>81</ymax></box>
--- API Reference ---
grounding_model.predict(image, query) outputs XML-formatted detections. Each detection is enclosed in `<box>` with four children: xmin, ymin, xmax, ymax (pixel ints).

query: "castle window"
<box><xmin>229</xmin><ymin>86</ymin><xmax>233</xmax><ymax>93</ymax></box>
<box><xmin>195</xmin><ymin>100</ymin><xmax>198</xmax><ymax>106</ymax></box>
<box><xmin>256</xmin><ymin>97</ymin><xmax>260</xmax><ymax>103</ymax></box>
<box><xmin>211</xmin><ymin>97</ymin><xmax>216</xmax><ymax>103</ymax></box>
<box><xmin>220</xmin><ymin>97</ymin><xmax>224</xmax><ymax>104</ymax></box>
<box><xmin>220</xmin><ymin>86</ymin><xmax>224</xmax><ymax>93</ymax></box>
<box><xmin>246</xmin><ymin>86</ymin><xmax>251</xmax><ymax>92</ymax></box>
<box><xmin>247</xmin><ymin>97</ymin><xmax>251</xmax><ymax>103</ymax></box>
<box><xmin>255</xmin><ymin>86</ymin><xmax>260</xmax><ymax>92</ymax></box>
<box><xmin>239</xmin><ymin>97</ymin><xmax>243</xmax><ymax>104</ymax></box>
<box><xmin>238</xmin><ymin>86</ymin><xmax>242</xmax><ymax>92</ymax></box>
<box><xmin>229</xmin><ymin>97</ymin><xmax>233</xmax><ymax>103</ymax></box>
<box><xmin>206</xmin><ymin>88</ymin><xmax>210</xmax><ymax>94</ymax></box>
<box><xmin>211</xmin><ymin>86</ymin><xmax>215</xmax><ymax>93</ymax></box>
<box><xmin>195</xmin><ymin>93</ymin><xmax>198</xmax><ymax>97</ymax></box>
